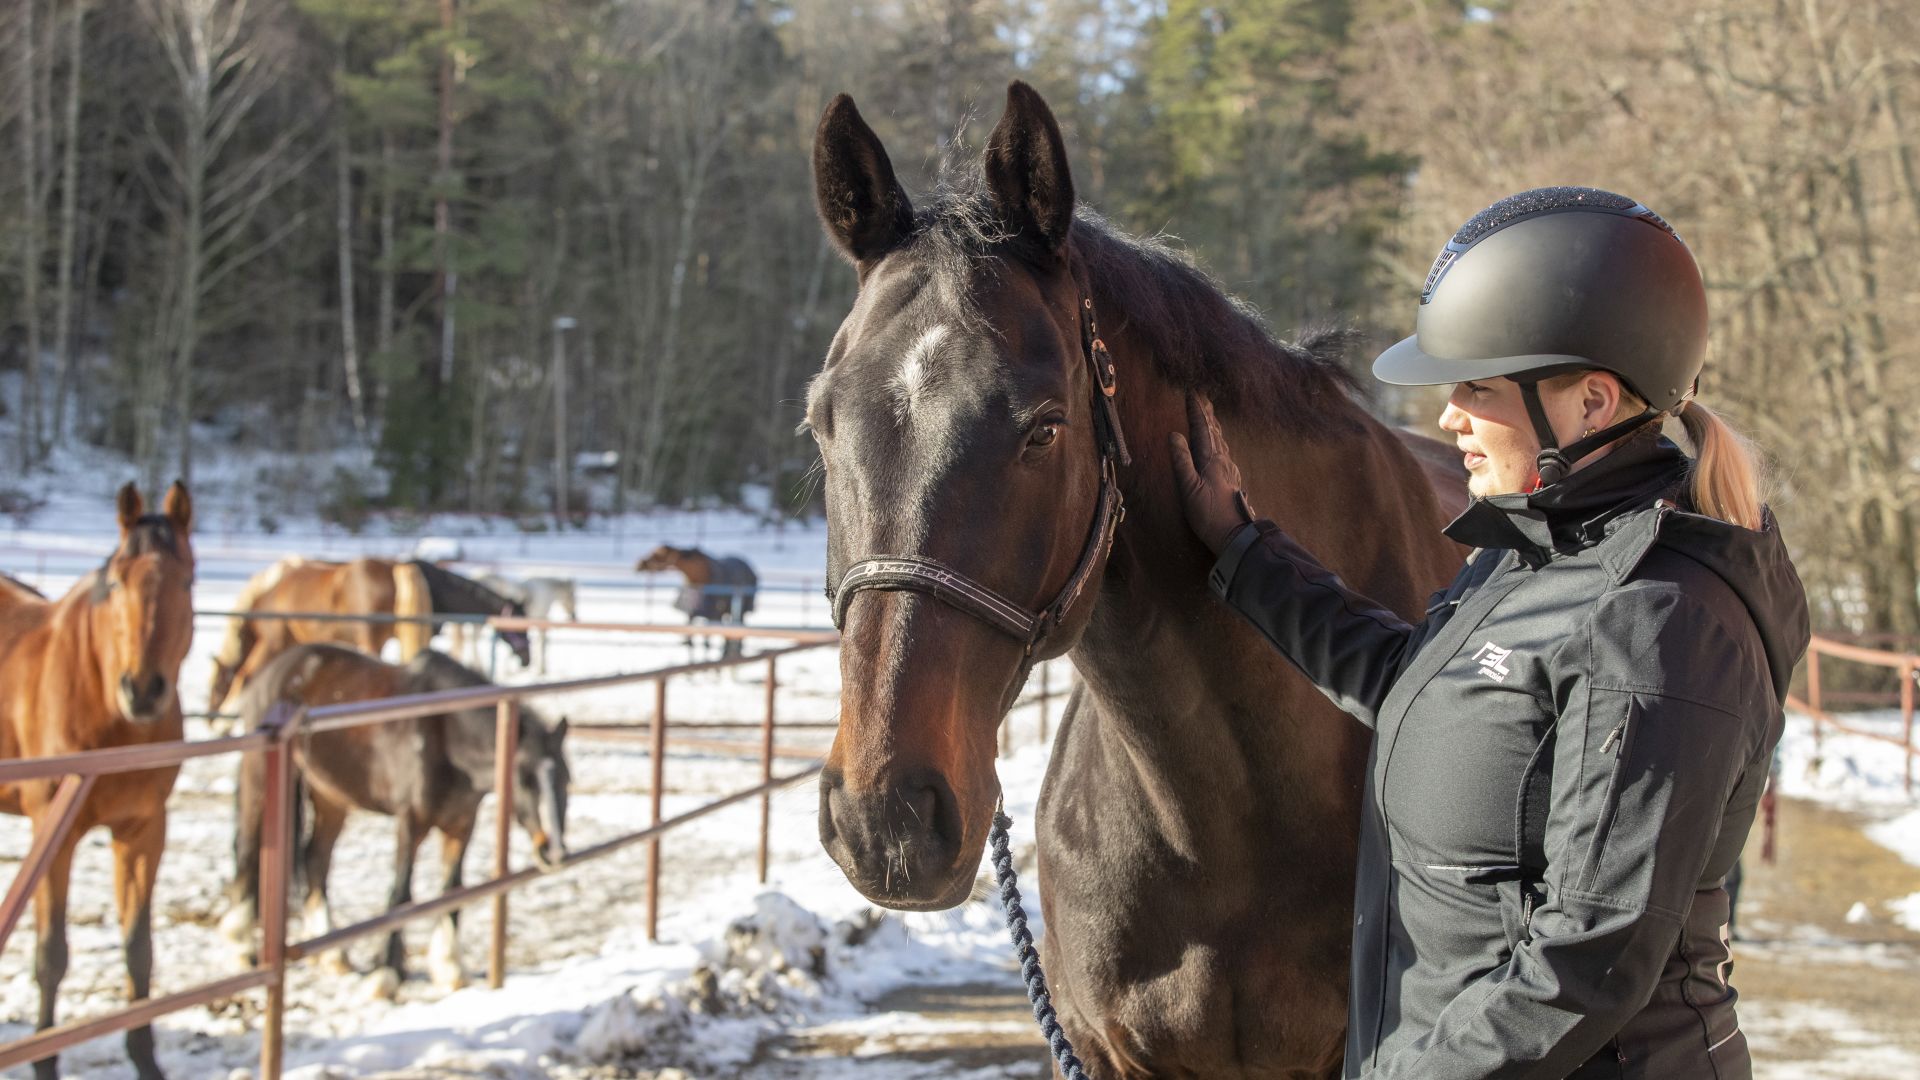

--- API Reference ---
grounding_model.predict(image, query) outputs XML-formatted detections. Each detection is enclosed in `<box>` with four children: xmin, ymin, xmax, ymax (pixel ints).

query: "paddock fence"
<box><xmin>1787</xmin><ymin>632</ymin><xmax>1920</xmax><ymax>797</ymax></box>
<box><xmin>0</xmin><ymin>617</ymin><xmax>1073</xmax><ymax>1079</ymax></box>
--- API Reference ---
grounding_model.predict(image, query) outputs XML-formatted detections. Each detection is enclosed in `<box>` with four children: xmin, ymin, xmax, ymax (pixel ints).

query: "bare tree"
<box><xmin>15</xmin><ymin>0</ymin><xmax>45</xmax><ymax>467</ymax></box>
<box><xmin>133</xmin><ymin>0</ymin><xmax>315</xmax><ymax>481</ymax></box>
<box><xmin>49</xmin><ymin>0</ymin><xmax>87</xmax><ymax>448</ymax></box>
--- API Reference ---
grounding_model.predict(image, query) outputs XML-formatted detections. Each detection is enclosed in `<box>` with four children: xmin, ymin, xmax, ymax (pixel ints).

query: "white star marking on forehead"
<box><xmin>888</xmin><ymin>324</ymin><xmax>950</xmax><ymax>421</ymax></box>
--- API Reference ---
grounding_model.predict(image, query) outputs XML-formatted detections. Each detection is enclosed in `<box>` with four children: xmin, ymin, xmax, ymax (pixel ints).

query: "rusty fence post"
<box><xmin>1808</xmin><ymin>647</ymin><xmax>1823</xmax><ymax>763</ymax></box>
<box><xmin>759</xmin><ymin>655</ymin><xmax>777</xmax><ymax>884</ymax></box>
<box><xmin>1902</xmin><ymin>661</ymin><xmax>1915</xmax><ymax>799</ymax></box>
<box><xmin>647</xmin><ymin>678</ymin><xmax>667</xmax><ymax>942</ymax></box>
<box><xmin>1038</xmin><ymin>661</ymin><xmax>1051</xmax><ymax>747</ymax></box>
<box><xmin>490</xmin><ymin>698</ymin><xmax>519</xmax><ymax>990</ymax></box>
<box><xmin>0</xmin><ymin>772</ymin><xmax>95</xmax><ymax>954</ymax></box>
<box><xmin>259</xmin><ymin>706</ymin><xmax>297</xmax><ymax>1080</ymax></box>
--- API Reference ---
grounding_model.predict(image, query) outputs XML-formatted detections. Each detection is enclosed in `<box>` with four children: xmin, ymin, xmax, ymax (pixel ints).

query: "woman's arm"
<box><xmin>1369</xmin><ymin>583</ymin><xmax>1773</xmax><ymax>1079</ymax></box>
<box><xmin>1210</xmin><ymin>521</ymin><xmax>1424</xmax><ymax>730</ymax></box>
<box><xmin>1171</xmin><ymin>393</ymin><xmax>1425</xmax><ymax>729</ymax></box>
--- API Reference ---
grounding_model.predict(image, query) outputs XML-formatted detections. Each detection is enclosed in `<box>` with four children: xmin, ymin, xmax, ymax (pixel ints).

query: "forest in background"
<box><xmin>2</xmin><ymin>0</ymin><xmax>1917</xmax><ymax>638</ymax></box>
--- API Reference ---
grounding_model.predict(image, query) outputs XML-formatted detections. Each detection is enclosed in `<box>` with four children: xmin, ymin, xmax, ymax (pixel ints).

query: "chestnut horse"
<box><xmin>207</xmin><ymin>556</ymin><xmax>433</xmax><ymax>714</ymax></box>
<box><xmin>808</xmin><ymin>85</ymin><xmax>1466</xmax><ymax>1076</ymax></box>
<box><xmin>0</xmin><ymin>482</ymin><xmax>196</xmax><ymax>1080</ymax></box>
<box><xmin>636</xmin><ymin>545</ymin><xmax>758</xmax><ymax>659</ymax></box>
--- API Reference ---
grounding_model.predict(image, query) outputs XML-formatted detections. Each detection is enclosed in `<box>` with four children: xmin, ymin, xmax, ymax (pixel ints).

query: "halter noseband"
<box><xmin>827</xmin><ymin>294</ymin><xmax>1132</xmax><ymax>662</ymax></box>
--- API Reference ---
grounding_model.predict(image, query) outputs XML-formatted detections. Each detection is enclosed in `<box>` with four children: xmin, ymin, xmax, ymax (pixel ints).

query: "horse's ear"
<box><xmin>984</xmin><ymin>81</ymin><xmax>1075</xmax><ymax>259</ymax></box>
<box><xmin>163</xmin><ymin>480</ymin><xmax>192</xmax><ymax>534</ymax></box>
<box><xmin>116</xmin><ymin>482</ymin><xmax>143</xmax><ymax>534</ymax></box>
<box><xmin>554</xmin><ymin>716</ymin><xmax>569</xmax><ymax>741</ymax></box>
<box><xmin>814</xmin><ymin>94</ymin><xmax>915</xmax><ymax>266</ymax></box>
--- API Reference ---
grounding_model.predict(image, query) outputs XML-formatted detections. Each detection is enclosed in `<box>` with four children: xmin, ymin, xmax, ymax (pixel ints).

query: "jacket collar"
<box><xmin>1442</xmin><ymin>436</ymin><xmax>1691</xmax><ymax>566</ymax></box>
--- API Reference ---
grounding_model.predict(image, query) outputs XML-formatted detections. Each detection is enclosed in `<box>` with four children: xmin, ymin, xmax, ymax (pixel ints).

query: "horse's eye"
<box><xmin>1029</xmin><ymin>419</ymin><xmax>1063</xmax><ymax>448</ymax></box>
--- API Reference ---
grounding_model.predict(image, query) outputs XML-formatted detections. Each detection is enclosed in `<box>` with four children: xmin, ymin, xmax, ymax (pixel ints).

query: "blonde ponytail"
<box><xmin>1675</xmin><ymin>401</ymin><xmax>1764</xmax><ymax>531</ymax></box>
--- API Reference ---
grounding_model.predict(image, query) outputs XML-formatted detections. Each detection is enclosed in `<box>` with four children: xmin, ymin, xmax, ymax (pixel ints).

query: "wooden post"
<box><xmin>1038</xmin><ymin>661</ymin><xmax>1051</xmax><ymax>746</ymax></box>
<box><xmin>1808</xmin><ymin>647</ymin><xmax>1823</xmax><ymax>763</ymax></box>
<box><xmin>759</xmin><ymin>655</ymin><xmax>777</xmax><ymax>884</ymax></box>
<box><xmin>647</xmin><ymin>679</ymin><xmax>667</xmax><ymax>942</ymax></box>
<box><xmin>490</xmin><ymin>698</ymin><xmax>518</xmax><ymax>989</ymax></box>
<box><xmin>1902</xmin><ymin>661</ymin><xmax>1915</xmax><ymax>799</ymax></box>
<box><xmin>259</xmin><ymin>726</ymin><xmax>295</xmax><ymax>1080</ymax></box>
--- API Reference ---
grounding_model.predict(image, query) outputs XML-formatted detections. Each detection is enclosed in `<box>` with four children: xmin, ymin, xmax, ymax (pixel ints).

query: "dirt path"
<box><xmin>1734</xmin><ymin>797</ymin><xmax>1920</xmax><ymax>1078</ymax></box>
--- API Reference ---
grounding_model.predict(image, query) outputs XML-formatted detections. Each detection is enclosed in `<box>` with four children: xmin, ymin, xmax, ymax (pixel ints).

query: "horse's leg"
<box><xmin>110</xmin><ymin>813</ymin><xmax>168</xmax><ymax>1080</ymax></box>
<box><xmin>303</xmin><ymin>796</ymin><xmax>352</xmax><ymax>974</ymax></box>
<box><xmin>29</xmin><ymin>828</ymin><xmax>79</xmax><ymax>1080</ymax></box>
<box><xmin>427</xmin><ymin>813</ymin><xmax>477</xmax><ymax>992</ymax></box>
<box><xmin>220</xmin><ymin>748</ymin><xmax>266</xmax><ymax>963</ymax></box>
<box><xmin>380</xmin><ymin>815</ymin><xmax>423</xmax><ymax>981</ymax></box>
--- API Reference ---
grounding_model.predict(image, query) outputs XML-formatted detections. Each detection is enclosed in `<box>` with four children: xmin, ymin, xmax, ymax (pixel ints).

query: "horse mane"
<box><xmin>916</xmin><ymin>183</ymin><xmax>1362</xmax><ymax>433</ymax></box>
<box><xmin>0</xmin><ymin>571</ymin><xmax>46</xmax><ymax>602</ymax></box>
<box><xmin>216</xmin><ymin>556</ymin><xmax>304</xmax><ymax>668</ymax></box>
<box><xmin>120</xmin><ymin>514</ymin><xmax>181</xmax><ymax>558</ymax></box>
<box><xmin>389</xmin><ymin>561</ymin><xmax>434</xmax><ymax>659</ymax></box>
<box><xmin>404</xmin><ymin>648</ymin><xmax>490</xmax><ymax>691</ymax></box>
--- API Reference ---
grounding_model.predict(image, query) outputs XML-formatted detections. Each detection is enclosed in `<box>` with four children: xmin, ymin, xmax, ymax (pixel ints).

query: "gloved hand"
<box><xmin>1169</xmin><ymin>393</ymin><xmax>1258</xmax><ymax>555</ymax></box>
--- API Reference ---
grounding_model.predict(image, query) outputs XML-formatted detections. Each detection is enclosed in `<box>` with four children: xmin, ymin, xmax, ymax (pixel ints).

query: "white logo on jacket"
<box><xmin>1472</xmin><ymin>641</ymin><xmax>1513</xmax><ymax>682</ymax></box>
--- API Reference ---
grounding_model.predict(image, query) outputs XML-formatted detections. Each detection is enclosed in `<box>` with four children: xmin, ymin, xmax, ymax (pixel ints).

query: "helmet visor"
<box><xmin>1371</xmin><ymin>333</ymin><xmax>1594</xmax><ymax>388</ymax></box>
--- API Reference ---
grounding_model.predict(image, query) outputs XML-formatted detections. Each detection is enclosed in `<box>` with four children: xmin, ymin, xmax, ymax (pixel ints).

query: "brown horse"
<box><xmin>222</xmin><ymin>644</ymin><xmax>570</xmax><ymax>993</ymax></box>
<box><xmin>0</xmin><ymin>482</ymin><xmax>196</xmax><ymax>1080</ymax></box>
<box><xmin>207</xmin><ymin>556</ymin><xmax>433</xmax><ymax>714</ymax></box>
<box><xmin>808</xmin><ymin>86</ymin><xmax>1466</xmax><ymax>1076</ymax></box>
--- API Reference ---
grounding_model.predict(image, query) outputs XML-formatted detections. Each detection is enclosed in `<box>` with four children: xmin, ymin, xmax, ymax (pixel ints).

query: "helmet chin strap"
<box><xmin>1515</xmin><ymin>378</ymin><xmax>1662</xmax><ymax>488</ymax></box>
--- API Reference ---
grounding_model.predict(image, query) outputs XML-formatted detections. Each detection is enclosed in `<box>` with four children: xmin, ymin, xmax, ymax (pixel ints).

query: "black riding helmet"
<box><xmin>1373</xmin><ymin>186</ymin><xmax>1707</xmax><ymax>485</ymax></box>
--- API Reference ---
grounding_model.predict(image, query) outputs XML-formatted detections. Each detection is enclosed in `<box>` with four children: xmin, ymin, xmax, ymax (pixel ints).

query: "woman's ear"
<box><xmin>1581</xmin><ymin>372</ymin><xmax>1623</xmax><ymax>430</ymax></box>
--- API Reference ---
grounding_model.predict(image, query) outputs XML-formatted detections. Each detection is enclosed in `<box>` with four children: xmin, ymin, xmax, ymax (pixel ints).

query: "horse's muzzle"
<box><xmin>119</xmin><ymin>672</ymin><xmax>171</xmax><ymax>721</ymax></box>
<box><xmin>818</xmin><ymin>765</ymin><xmax>975</xmax><ymax>910</ymax></box>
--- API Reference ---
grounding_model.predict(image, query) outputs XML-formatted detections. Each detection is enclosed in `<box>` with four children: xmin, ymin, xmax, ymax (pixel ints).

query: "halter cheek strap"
<box><xmin>826</xmin><ymin>294</ymin><xmax>1131</xmax><ymax>662</ymax></box>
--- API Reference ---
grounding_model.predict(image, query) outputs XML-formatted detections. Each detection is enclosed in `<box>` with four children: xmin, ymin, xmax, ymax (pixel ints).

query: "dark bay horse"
<box><xmin>0</xmin><ymin>482</ymin><xmax>196</xmax><ymax>1080</ymax></box>
<box><xmin>222</xmin><ymin>644</ymin><xmax>569</xmax><ymax>992</ymax></box>
<box><xmin>410</xmin><ymin>560</ymin><xmax>533</xmax><ymax>668</ymax></box>
<box><xmin>207</xmin><ymin>556</ymin><xmax>434</xmax><ymax>714</ymax></box>
<box><xmin>808</xmin><ymin>85</ymin><xmax>1467</xmax><ymax>1076</ymax></box>
<box><xmin>637</xmin><ymin>545</ymin><xmax>758</xmax><ymax>659</ymax></box>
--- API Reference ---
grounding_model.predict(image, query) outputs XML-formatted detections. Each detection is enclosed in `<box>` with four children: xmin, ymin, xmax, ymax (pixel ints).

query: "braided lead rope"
<box><xmin>990</xmin><ymin>804</ymin><xmax>1092</xmax><ymax>1080</ymax></box>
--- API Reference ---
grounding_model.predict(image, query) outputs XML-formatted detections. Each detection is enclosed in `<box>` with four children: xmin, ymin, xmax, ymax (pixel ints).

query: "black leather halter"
<box><xmin>827</xmin><ymin>295</ymin><xmax>1132</xmax><ymax>661</ymax></box>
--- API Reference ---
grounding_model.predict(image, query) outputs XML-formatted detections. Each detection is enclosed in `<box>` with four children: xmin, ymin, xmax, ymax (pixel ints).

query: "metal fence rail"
<box><xmin>0</xmin><ymin>628</ymin><xmax>838</xmax><ymax>1078</ymax></box>
<box><xmin>1</xmin><ymin>621</ymin><xmax>1072</xmax><ymax>1079</ymax></box>
<box><xmin>1789</xmin><ymin>633</ymin><xmax>1919</xmax><ymax>796</ymax></box>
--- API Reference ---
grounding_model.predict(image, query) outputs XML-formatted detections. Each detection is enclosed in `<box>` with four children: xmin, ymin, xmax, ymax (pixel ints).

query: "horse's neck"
<box><xmin>677</xmin><ymin>556</ymin><xmax>713</xmax><ymax>586</ymax></box>
<box><xmin>1061</xmin><ymin>350</ymin><xmax>1421</xmax><ymax>825</ymax></box>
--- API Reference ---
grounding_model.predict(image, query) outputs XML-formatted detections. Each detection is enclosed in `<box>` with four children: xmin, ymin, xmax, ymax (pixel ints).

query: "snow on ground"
<box><xmin>0</xmin><ymin>499</ymin><xmax>1069</xmax><ymax>1079</ymax></box>
<box><xmin>1743</xmin><ymin>706</ymin><xmax>1920</xmax><ymax>1079</ymax></box>
<box><xmin>1776</xmin><ymin>704</ymin><xmax>1920</xmax><ymax>865</ymax></box>
<box><xmin>5</xmin><ymin>474</ymin><xmax>1920</xmax><ymax>1077</ymax></box>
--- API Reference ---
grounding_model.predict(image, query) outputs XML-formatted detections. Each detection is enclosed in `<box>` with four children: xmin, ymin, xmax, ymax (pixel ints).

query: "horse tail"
<box><xmin>390</xmin><ymin>561</ymin><xmax>433</xmax><ymax>660</ymax></box>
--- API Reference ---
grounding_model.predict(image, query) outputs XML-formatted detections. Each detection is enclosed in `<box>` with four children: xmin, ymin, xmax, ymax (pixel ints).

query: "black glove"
<box><xmin>1168</xmin><ymin>393</ymin><xmax>1258</xmax><ymax>556</ymax></box>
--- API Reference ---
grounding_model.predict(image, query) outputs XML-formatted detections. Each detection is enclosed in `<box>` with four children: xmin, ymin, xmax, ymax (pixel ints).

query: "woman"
<box><xmin>1170</xmin><ymin>187</ymin><xmax>1809</xmax><ymax>1078</ymax></box>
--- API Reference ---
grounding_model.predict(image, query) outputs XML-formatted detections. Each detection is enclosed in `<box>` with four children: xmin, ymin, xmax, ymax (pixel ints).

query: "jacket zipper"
<box><xmin>1582</xmin><ymin>705</ymin><xmax>1638</xmax><ymax>892</ymax></box>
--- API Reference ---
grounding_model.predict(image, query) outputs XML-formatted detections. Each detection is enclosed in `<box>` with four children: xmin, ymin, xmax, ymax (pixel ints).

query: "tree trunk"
<box><xmin>171</xmin><ymin>25</ymin><xmax>210</xmax><ymax>487</ymax></box>
<box><xmin>377</xmin><ymin>128</ymin><xmax>396</xmax><ymax>362</ymax></box>
<box><xmin>17</xmin><ymin>0</ymin><xmax>44</xmax><ymax>467</ymax></box>
<box><xmin>49</xmin><ymin>0</ymin><xmax>84</xmax><ymax>449</ymax></box>
<box><xmin>434</xmin><ymin>0</ymin><xmax>457</xmax><ymax>388</ymax></box>
<box><xmin>334</xmin><ymin>50</ymin><xmax>367</xmax><ymax>444</ymax></box>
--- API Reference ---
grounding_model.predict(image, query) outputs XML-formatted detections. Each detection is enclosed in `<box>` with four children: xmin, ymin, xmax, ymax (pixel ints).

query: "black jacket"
<box><xmin>1209</xmin><ymin>437</ymin><xmax>1809</xmax><ymax>1079</ymax></box>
